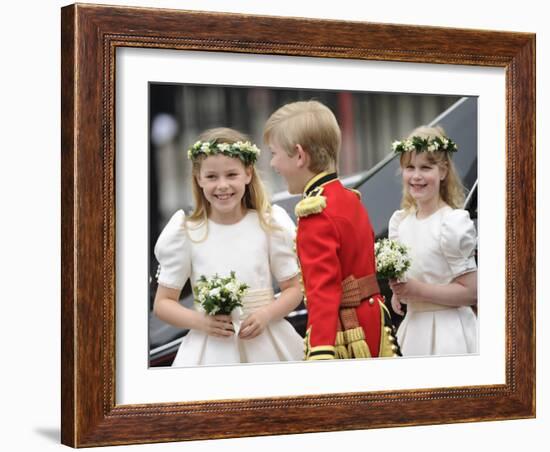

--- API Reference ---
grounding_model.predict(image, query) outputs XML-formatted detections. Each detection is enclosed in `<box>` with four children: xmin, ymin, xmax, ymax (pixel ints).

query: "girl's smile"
<box><xmin>409</xmin><ymin>181</ymin><xmax>428</xmax><ymax>191</ymax></box>
<box><xmin>402</xmin><ymin>152</ymin><xmax>447</xmax><ymax>216</ymax></box>
<box><xmin>197</xmin><ymin>154</ymin><xmax>252</xmax><ymax>224</ymax></box>
<box><xmin>213</xmin><ymin>192</ymin><xmax>234</xmax><ymax>201</ymax></box>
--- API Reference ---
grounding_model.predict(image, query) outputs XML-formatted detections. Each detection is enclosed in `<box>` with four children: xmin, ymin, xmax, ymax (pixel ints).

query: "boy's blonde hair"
<box><xmin>399</xmin><ymin>125</ymin><xmax>466</xmax><ymax>211</ymax></box>
<box><xmin>187</xmin><ymin>127</ymin><xmax>273</xmax><ymax>234</ymax></box>
<box><xmin>264</xmin><ymin>100</ymin><xmax>341</xmax><ymax>173</ymax></box>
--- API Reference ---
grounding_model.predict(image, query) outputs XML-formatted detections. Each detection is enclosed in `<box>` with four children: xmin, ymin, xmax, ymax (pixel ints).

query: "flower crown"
<box><xmin>187</xmin><ymin>139</ymin><xmax>261</xmax><ymax>165</ymax></box>
<box><xmin>392</xmin><ymin>135</ymin><xmax>458</xmax><ymax>154</ymax></box>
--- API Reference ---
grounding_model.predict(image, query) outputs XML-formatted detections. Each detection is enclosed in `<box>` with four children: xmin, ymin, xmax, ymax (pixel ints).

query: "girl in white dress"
<box><xmin>388</xmin><ymin>126</ymin><xmax>477</xmax><ymax>357</ymax></box>
<box><xmin>154</xmin><ymin>127</ymin><xmax>303</xmax><ymax>366</ymax></box>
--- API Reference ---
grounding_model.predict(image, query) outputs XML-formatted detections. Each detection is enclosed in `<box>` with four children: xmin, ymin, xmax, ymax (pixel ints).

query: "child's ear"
<box><xmin>195</xmin><ymin>173</ymin><xmax>205</xmax><ymax>188</ymax></box>
<box><xmin>440</xmin><ymin>163</ymin><xmax>449</xmax><ymax>181</ymax></box>
<box><xmin>245</xmin><ymin>166</ymin><xmax>253</xmax><ymax>184</ymax></box>
<box><xmin>295</xmin><ymin>144</ymin><xmax>309</xmax><ymax>169</ymax></box>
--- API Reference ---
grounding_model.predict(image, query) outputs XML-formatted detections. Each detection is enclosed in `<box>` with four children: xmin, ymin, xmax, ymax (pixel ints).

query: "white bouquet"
<box><xmin>194</xmin><ymin>271</ymin><xmax>248</xmax><ymax>315</ymax></box>
<box><xmin>375</xmin><ymin>238</ymin><xmax>411</xmax><ymax>281</ymax></box>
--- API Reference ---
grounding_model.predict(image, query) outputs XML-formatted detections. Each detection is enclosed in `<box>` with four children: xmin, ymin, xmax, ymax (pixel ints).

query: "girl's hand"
<box><xmin>391</xmin><ymin>294</ymin><xmax>405</xmax><ymax>316</ymax></box>
<box><xmin>238</xmin><ymin>309</ymin><xmax>271</xmax><ymax>340</ymax></box>
<box><xmin>199</xmin><ymin>314</ymin><xmax>234</xmax><ymax>337</ymax></box>
<box><xmin>389</xmin><ymin>277</ymin><xmax>422</xmax><ymax>301</ymax></box>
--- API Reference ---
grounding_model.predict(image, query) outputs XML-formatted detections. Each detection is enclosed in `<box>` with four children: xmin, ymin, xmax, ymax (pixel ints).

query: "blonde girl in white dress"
<box><xmin>154</xmin><ymin>128</ymin><xmax>303</xmax><ymax>366</ymax></box>
<box><xmin>388</xmin><ymin>126</ymin><xmax>477</xmax><ymax>357</ymax></box>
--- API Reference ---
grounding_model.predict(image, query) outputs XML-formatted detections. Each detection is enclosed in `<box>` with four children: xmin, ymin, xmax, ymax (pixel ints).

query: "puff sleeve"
<box><xmin>440</xmin><ymin>209</ymin><xmax>477</xmax><ymax>278</ymax></box>
<box><xmin>268</xmin><ymin>205</ymin><xmax>300</xmax><ymax>282</ymax></box>
<box><xmin>154</xmin><ymin>210</ymin><xmax>191</xmax><ymax>290</ymax></box>
<box><xmin>388</xmin><ymin>209</ymin><xmax>407</xmax><ymax>241</ymax></box>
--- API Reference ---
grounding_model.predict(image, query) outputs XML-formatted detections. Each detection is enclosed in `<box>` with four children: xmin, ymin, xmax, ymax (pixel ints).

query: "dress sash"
<box><xmin>241</xmin><ymin>288</ymin><xmax>275</xmax><ymax>315</ymax></box>
<box><xmin>407</xmin><ymin>300</ymin><xmax>453</xmax><ymax>312</ymax></box>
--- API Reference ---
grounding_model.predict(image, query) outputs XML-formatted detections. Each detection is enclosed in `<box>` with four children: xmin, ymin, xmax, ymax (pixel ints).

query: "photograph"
<box><xmin>57</xmin><ymin>2</ymin><xmax>536</xmax><ymax>447</ymax></box>
<box><xmin>2</xmin><ymin>0</ymin><xmax>545</xmax><ymax>451</ymax></box>
<box><xmin>147</xmin><ymin>83</ymin><xmax>478</xmax><ymax>368</ymax></box>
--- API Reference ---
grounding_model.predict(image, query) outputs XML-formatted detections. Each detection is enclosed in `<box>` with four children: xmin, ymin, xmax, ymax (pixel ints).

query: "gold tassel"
<box><xmin>335</xmin><ymin>331</ymin><xmax>349</xmax><ymax>359</ymax></box>
<box><xmin>344</xmin><ymin>327</ymin><xmax>372</xmax><ymax>359</ymax></box>
<box><xmin>348</xmin><ymin>339</ymin><xmax>371</xmax><ymax>359</ymax></box>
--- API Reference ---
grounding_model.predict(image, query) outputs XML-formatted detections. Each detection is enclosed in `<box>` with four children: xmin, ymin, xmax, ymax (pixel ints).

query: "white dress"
<box><xmin>154</xmin><ymin>205</ymin><xmax>303</xmax><ymax>366</ymax></box>
<box><xmin>388</xmin><ymin>206</ymin><xmax>478</xmax><ymax>357</ymax></box>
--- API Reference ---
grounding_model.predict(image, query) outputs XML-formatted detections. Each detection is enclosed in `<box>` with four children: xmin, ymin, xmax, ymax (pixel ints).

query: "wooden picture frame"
<box><xmin>61</xmin><ymin>3</ymin><xmax>535</xmax><ymax>447</ymax></box>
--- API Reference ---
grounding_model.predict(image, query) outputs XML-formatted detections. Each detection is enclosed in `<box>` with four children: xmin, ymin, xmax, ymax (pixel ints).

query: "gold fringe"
<box><xmin>335</xmin><ymin>331</ymin><xmax>349</xmax><ymax>359</ymax></box>
<box><xmin>344</xmin><ymin>326</ymin><xmax>364</xmax><ymax>343</ymax></box>
<box><xmin>295</xmin><ymin>196</ymin><xmax>327</xmax><ymax>218</ymax></box>
<box><xmin>348</xmin><ymin>339</ymin><xmax>371</xmax><ymax>359</ymax></box>
<box><xmin>344</xmin><ymin>327</ymin><xmax>372</xmax><ymax>359</ymax></box>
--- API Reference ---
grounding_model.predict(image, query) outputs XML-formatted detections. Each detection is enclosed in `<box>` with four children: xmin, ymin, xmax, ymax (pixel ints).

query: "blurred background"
<box><xmin>149</xmin><ymin>84</ymin><xmax>459</xmax><ymax>232</ymax></box>
<box><xmin>148</xmin><ymin>83</ymin><xmax>476</xmax><ymax>366</ymax></box>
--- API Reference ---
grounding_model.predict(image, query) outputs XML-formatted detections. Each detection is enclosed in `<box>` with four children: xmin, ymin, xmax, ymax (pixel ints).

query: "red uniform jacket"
<box><xmin>296</xmin><ymin>173</ymin><xmax>387</xmax><ymax>360</ymax></box>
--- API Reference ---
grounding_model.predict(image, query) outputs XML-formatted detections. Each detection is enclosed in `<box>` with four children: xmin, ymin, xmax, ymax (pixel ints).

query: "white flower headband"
<box><xmin>187</xmin><ymin>139</ymin><xmax>261</xmax><ymax>165</ymax></box>
<box><xmin>392</xmin><ymin>135</ymin><xmax>458</xmax><ymax>154</ymax></box>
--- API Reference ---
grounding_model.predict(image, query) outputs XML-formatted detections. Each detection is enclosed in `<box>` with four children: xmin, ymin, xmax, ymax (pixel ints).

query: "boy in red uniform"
<box><xmin>264</xmin><ymin>100</ymin><xmax>400</xmax><ymax>360</ymax></box>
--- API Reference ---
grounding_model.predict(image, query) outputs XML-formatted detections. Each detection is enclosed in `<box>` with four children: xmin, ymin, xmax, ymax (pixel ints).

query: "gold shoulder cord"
<box><xmin>295</xmin><ymin>187</ymin><xmax>327</xmax><ymax>218</ymax></box>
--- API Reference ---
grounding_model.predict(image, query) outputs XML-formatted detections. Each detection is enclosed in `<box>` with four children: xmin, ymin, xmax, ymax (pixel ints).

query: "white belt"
<box><xmin>407</xmin><ymin>300</ymin><xmax>453</xmax><ymax>313</ymax></box>
<box><xmin>232</xmin><ymin>288</ymin><xmax>274</xmax><ymax>334</ymax></box>
<box><xmin>240</xmin><ymin>287</ymin><xmax>274</xmax><ymax>315</ymax></box>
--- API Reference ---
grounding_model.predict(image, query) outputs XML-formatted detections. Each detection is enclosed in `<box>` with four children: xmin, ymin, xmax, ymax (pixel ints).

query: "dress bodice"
<box><xmin>154</xmin><ymin>205</ymin><xmax>298</xmax><ymax>291</ymax></box>
<box><xmin>388</xmin><ymin>206</ymin><xmax>477</xmax><ymax>285</ymax></box>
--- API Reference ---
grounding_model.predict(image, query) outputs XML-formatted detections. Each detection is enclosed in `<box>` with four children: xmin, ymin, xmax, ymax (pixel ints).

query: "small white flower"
<box><xmin>225</xmin><ymin>281</ymin><xmax>237</xmax><ymax>294</ymax></box>
<box><xmin>194</xmin><ymin>272</ymin><xmax>249</xmax><ymax>315</ymax></box>
<box><xmin>392</xmin><ymin>135</ymin><xmax>456</xmax><ymax>155</ymax></box>
<box><xmin>375</xmin><ymin>238</ymin><xmax>411</xmax><ymax>279</ymax></box>
<box><xmin>209</xmin><ymin>287</ymin><xmax>221</xmax><ymax>298</ymax></box>
<box><xmin>201</xmin><ymin>143</ymin><xmax>211</xmax><ymax>153</ymax></box>
<box><xmin>218</xmin><ymin>143</ymin><xmax>230</xmax><ymax>152</ymax></box>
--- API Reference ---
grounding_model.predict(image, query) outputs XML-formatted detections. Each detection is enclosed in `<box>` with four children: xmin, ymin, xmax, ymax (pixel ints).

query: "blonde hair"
<box><xmin>187</xmin><ymin>127</ymin><xmax>274</xmax><ymax>237</ymax></box>
<box><xmin>399</xmin><ymin>125</ymin><xmax>465</xmax><ymax>211</ymax></box>
<box><xmin>263</xmin><ymin>100</ymin><xmax>341</xmax><ymax>173</ymax></box>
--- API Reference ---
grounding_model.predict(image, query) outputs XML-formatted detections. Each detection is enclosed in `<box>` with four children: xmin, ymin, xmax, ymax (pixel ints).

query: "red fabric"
<box><xmin>297</xmin><ymin>179</ymin><xmax>381</xmax><ymax>356</ymax></box>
